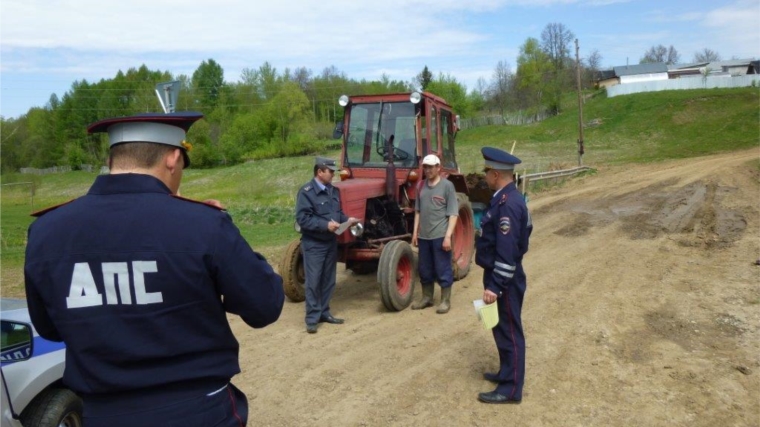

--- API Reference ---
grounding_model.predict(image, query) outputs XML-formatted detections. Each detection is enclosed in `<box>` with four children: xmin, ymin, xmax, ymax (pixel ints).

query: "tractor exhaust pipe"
<box><xmin>385</xmin><ymin>134</ymin><xmax>397</xmax><ymax>200</ymax></box>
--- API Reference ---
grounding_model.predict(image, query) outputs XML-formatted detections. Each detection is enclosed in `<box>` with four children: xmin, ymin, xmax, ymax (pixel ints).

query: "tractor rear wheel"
<box><xmin>377</xmin><ymin>240</ymin><xmax>417</xmax><ymax>311</ymax></box>
<box><xmin>452</xmin><ymin>193</ymin><xmax>475</xmax><ymax>280</ymax></box>
<box><xmin>280</xmin><ymin>239</ymin><xmax>305</xmax><ymax>302</ymax></box>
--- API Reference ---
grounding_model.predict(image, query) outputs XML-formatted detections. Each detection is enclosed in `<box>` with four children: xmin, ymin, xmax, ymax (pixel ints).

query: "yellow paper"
<box><xmin>480</xmin><ymin>303</ymin><xmax>499</xmax><ymax>330</ymax></box>
<box><xmin>474</xmin><ymin>300</ymin><xmax>499</xmax><ymax>330</ymax></box>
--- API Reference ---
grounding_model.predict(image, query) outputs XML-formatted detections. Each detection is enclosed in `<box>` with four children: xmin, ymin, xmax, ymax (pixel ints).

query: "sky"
<box><xmin>1</xmin><ymin>0</ymin><xmax>758</xmax><ymax>119</ymax></box>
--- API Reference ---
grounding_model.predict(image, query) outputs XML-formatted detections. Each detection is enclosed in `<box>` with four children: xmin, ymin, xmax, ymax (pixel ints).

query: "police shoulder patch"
<box><xmin>498</xmin><ymin>193</ymin><xmax>508</xmax><ymax>205</ymax></box>
<box><xmin>499</xmin><ymin>216</ymin><xmax>511</xmax><ymax>235</ymax></box>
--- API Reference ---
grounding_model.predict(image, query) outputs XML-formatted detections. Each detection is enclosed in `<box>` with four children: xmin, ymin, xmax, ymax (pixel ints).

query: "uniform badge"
<box><xmin>499</xmin><ymin>193</ymin><xmax>508</xmax><ymax>205</ymax></box>
<box><xmin>303</xmin><ymin>185</ymin><xmax>312</xmax><ymax>192</ymax></box>
<box><xmin>499</xmin><ymin>217</ymin><xmax>511</xmax><ymax>234</ymax></box>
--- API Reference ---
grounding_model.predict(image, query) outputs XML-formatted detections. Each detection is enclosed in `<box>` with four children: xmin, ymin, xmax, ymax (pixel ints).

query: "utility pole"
<box><xmin>575</xmin><ymin>39</ymin><xmax>585</xmax><ymax>166</ymax></box>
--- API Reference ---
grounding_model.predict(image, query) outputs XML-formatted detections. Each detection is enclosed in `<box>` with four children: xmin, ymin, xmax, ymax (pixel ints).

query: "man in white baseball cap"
<box><xmin>411</xmin><ymin>154</ymin><xmax>459</xmax><ymax>314</ymax></box>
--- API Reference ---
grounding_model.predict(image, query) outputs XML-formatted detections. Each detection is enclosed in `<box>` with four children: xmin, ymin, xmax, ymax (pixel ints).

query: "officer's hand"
<box><xmin>328</xmin><ymin>220</ymin><xmax>340</xmax><ymax>232</ymax></box>
<box><xmin>349</xmin><ymin>217</ymin><xmax>361</xmax><ymax>225</ymax></box>
<box><xmin>442</xmin><ymin>236</ymin><xmax>452</xmax><ymax>252</ymax></box>
<box><xmin>483</xmin><ymin>289</ymin><xmax>498</xmax><ymax>304</ymax></box>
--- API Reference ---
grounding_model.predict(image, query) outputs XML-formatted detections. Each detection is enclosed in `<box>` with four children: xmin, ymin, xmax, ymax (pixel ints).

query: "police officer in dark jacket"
<box><xmin>24</xmin><ymin>112</ymin><xmax>285</xmax><ymax>427</ymax></box>
<box><xmin>475</xmin><ymin>147</ymin><xmax>533</xmax><ymax>404</ymax></box>
<box><xmin>295</xmin><ymin>157</ymin><xmax>358</xmax><ymax>334</ymax></box>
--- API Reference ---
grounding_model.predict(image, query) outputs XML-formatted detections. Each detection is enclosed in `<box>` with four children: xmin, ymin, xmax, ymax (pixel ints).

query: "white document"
<box><xmin>473</xmin><ymin>299</ymin><xmax>486</xmax><ymax>320</ymax></box>
<box><xmin>334</xmin><ymin>220</ymin><xmax>353</xmax><ymax>235</ymax></box>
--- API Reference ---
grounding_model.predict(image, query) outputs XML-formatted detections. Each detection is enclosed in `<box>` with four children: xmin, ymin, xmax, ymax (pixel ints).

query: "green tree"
<box><xmin>426</xmin><ymin>73</ymin><xmax>470</xmax><ymax>117</ymax></box>
<box><xmin>258</xmin><ymin>61</ymin><xmax>281</xmax><ymax>101</ymax></box>
<box><xmin>540</xmin><ymin>23</ymin><xmax>575</xmax><ymax>113</ymax></box>
<box><xmin>516</xmin><ymin>37</ymin><xmax>553</xmax><ymax>110</ymax></box>
<box><xmin>191</xmin><ymin>59</ymin><xmax>226</xmax><ymax>111</ymax></box>
<box><xmin>266</xmin><ymin>81</ymin><xmax>314</xmax><ymax>145</ymax></box>
<box><xmin>0</xmin><ymin>116</ymin><xmax>27</xmax><ymax>172</ymax></box>
<box><xmin>416</xmin><ymin>66</ymin><xmax>433</xmax><ymax>90</ymax></box>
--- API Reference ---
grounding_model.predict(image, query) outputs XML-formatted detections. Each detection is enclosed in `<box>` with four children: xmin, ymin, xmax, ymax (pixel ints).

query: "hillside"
<box><xmin>1</xmin><ymin>87</ymin><xmax>758</xmax><ymax>297</ymax></box>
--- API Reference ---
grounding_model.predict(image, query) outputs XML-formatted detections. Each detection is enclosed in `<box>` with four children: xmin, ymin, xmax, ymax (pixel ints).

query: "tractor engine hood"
<box><xmin>333</xmin><ymin>178</ymin><xmax>387</xmax><ymax>219</ymax></box>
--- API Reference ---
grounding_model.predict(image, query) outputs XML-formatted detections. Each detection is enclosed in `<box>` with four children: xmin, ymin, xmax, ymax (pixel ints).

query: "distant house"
<box><xmin>596</xmin><ymin>69</ymin><xmax>617</xmax><ymax>88</ymax></box>
<box><xmin>595</xmin><ymin>63</ymin><xmax>669</xmax><ymax>88</ymax></box>
<box><xmin>750</xmin><ymin>60</ymin><xmax>760</xmax><ymax>74</ymax></box>
<box><xmin>613</xmin><ymin>63</ymin><xmax>669</xmax><ymax>84</ymax></box>
<box><xmin>720</xmin><ymin>59</ymin><xmax>758</xmax><ymax>76</ymax></box>
<box><xmin>669</xmin><ymin>59</ymin><xmax>758</xmax><ymax>78</ymax></box>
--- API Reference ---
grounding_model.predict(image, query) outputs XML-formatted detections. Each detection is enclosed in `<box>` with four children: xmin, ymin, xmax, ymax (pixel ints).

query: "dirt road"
<box><xmin>236</xmin><ymin>149</ymin><xmax>760</xmax><ymax>426</ymax></box>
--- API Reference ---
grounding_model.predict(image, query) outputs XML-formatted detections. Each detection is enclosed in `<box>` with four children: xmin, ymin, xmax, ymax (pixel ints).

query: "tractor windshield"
<box><xmin>345</xmin><ymin>101</ymin><xmax>418</xmax><ymax>168</ymax></box>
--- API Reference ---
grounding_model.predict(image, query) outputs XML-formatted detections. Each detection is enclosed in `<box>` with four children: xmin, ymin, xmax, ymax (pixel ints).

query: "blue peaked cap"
<box><xmin>481</xmin><ymin>147</ymin><xmax>522</xmax><ymax>170</ymax></box>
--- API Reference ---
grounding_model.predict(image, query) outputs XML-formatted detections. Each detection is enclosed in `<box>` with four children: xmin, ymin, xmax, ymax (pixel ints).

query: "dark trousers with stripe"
<box><xmin>83</xmin><ymin>383</ymin><xmax>249</xmax><ymax>427</ymax></box>
<box><xmin>302</xmin><ymin>236</ymin><xmax>338</xmax><ymax>324</ymax></box>
<box><xmin>418</xmin><ymin>237</ymin><xmax>454</xmax><ymax>288</ymax></box>
<box><xmin>487</xmin><ymin>267</ymin><xmax>526</xmax><ymax>400</ymax></box>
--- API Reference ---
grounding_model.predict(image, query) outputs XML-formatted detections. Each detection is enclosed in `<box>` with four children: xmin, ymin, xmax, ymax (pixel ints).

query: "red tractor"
<box><xmin>280</xmin><ymin>91</ymin><xmax>476</xmax><ymax>311</ymax></box>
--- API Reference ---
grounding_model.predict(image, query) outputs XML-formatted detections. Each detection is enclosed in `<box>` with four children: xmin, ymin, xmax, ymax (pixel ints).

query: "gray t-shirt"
<box><xmin>415</xmin><ymin>178</ymin><xmax>459</xmax><ymax>239</ymax></box>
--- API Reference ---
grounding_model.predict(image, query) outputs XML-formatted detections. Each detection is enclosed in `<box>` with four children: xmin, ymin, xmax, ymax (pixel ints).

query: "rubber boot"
<box><xmin>436</xmin><ymin>286</ymin><xmax>452</xmax><ymax>314</ymax></box>
<box><xmin>412</xmin><ymin>283</ymin><xmax>435</xmax><ymax>310</ymax></box>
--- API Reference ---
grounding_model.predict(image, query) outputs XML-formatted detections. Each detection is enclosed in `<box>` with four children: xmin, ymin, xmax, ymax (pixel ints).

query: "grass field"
<box><xmin>2</xmin><ymin>87</ymin><xmax>758</xmax><ymax>297</ymax></box>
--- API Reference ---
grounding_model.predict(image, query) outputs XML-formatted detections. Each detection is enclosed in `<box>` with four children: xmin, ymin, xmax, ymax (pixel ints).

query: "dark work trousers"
<box><xmin>83</xmin><ymin>383</ymin><xmax>249</xmax><ymax>427</ymax></box>
<box><xmin>301</xmin><ymin>236</ymin><xmax>338</xmax><ymax>324</ymax></box>
<box><xmin>487</xmin><ymin>267</ymin><xmax>526</xmax><ymax>400</ymax></box>
<box><xmin>417</xmin><ymin>237</ymin><xmax>454</xmax><ymax>288</ymax></box>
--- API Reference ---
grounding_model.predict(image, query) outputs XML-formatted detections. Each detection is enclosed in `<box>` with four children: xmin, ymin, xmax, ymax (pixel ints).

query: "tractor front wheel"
<box><xmin>280</xmin><ymin>239</ymin><xmax>306</xmax><ymax>302</ymax></box>
<box><xmin>377</xmin><ymin>240</ymin><xmax>417</xmax><ymax>311</ymax></box>
<box><xmin>452</xmin><ymin>193</ymin><xmax>476</xmax><ymax>280</ymax></box>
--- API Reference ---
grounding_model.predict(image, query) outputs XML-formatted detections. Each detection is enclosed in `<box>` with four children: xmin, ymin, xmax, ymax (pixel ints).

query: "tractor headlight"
<box><xmin>350</xmin><ymin>222</ymin><xmax>364</xmax><ymax>237</ymax></box>
<box><xmin>410</xmin><ymin>92</ymin><xmax>422</xmax><ymax>104</ymax></box>
<box><xmin>338</xmin><ymin>95</ymin><xmax>349</xmax><ymax>107</ymax></box>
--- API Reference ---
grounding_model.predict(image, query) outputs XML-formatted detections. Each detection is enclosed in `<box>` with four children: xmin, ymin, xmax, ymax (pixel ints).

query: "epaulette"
<box><xmin>302</xmin><ymin>185</ymin><xmax>312</xmax><ymax>192</ymax></box>
<box><xmin>31</xmin><ymin>200</ymin><xmax>76</xmax><ymax>217</ymax></box>
<box><xmin>498</xmin><ymin>193</ymin><xmax>509</xmax><ymax>206</ymax></box>
<box><xmin>170</xmin><ymin>194</ymin><xmax>225</xmax><ymax>210</ymax></box>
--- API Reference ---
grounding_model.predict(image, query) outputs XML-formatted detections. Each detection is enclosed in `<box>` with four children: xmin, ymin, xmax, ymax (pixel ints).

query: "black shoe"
<box><xmin>306</xmin><ymin>323</ymin><xmax>318</xmax><ymax>334</ymax></box>
<box><xmin>483</xmin><ymin>372</ymin><xmax>500</xmax><ymax>383</ymax></box>
<box><xmin>319</xmin><ymin>315</ymin><xmax>344</xmax><ymax>324</ymax></box>
<box><xmin>478</xmin><ymin>391</ymin><xmax>521</xmax><ymax>404</ymax></box>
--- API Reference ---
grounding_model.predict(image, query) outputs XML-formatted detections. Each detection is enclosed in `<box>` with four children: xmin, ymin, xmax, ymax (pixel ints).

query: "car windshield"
<box><xmin>345</xmin><ymin>101</ymin><xmax>418</xmax><ymax>168</ymax></box>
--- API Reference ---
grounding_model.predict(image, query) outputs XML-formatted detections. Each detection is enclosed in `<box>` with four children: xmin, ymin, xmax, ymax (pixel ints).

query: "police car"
<box><xmin>1</xmin><ymin>299</ymin><xmax>82</xmax><ymax>427</ymax></box>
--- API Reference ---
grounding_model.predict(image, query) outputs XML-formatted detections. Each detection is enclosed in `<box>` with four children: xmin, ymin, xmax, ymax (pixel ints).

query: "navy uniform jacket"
<box><xmin>475</xmin><ymin>182</ymin><xmax>533</xmax><ymax>295</ymax></box>
<box><xmin>295</xmin><ymin>179</ymin><xmax>348</xmax><ymax>242</ymax></box>
<box><xmin>24</xmin><ymin>173</ymin><xmax>284</xmax><ymax>399</ymax></box>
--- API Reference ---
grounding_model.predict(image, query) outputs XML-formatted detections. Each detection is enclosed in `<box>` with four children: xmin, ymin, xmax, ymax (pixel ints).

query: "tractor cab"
<box><xmin>334</xmin><ymin>92</ymin><xmax>460</xmax><ymax>173</ymax></box>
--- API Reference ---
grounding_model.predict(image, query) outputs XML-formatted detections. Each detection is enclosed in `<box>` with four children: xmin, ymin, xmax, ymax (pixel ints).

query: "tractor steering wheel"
<box><xmin>379</xmin><ymin>146</ymin><xmax>410</xmax><ymax>162</ymax></box>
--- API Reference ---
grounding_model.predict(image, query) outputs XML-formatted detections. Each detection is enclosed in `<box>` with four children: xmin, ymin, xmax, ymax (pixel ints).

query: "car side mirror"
<box><xmin>1</xmin><ymin>320</ymin><xmax>33</xmax><ymax>362</ymax></box>
<box><xmin>333</xmin><ymin>122</ymin><xmax>344</xmax><ymax>139</ymax></box>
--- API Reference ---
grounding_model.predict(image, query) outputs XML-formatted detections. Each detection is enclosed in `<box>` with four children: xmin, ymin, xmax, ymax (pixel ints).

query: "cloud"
<box><xmin>700</xmin><ymin>0</ymin><xmax>759</xmax><ymax>58</ymax></box>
